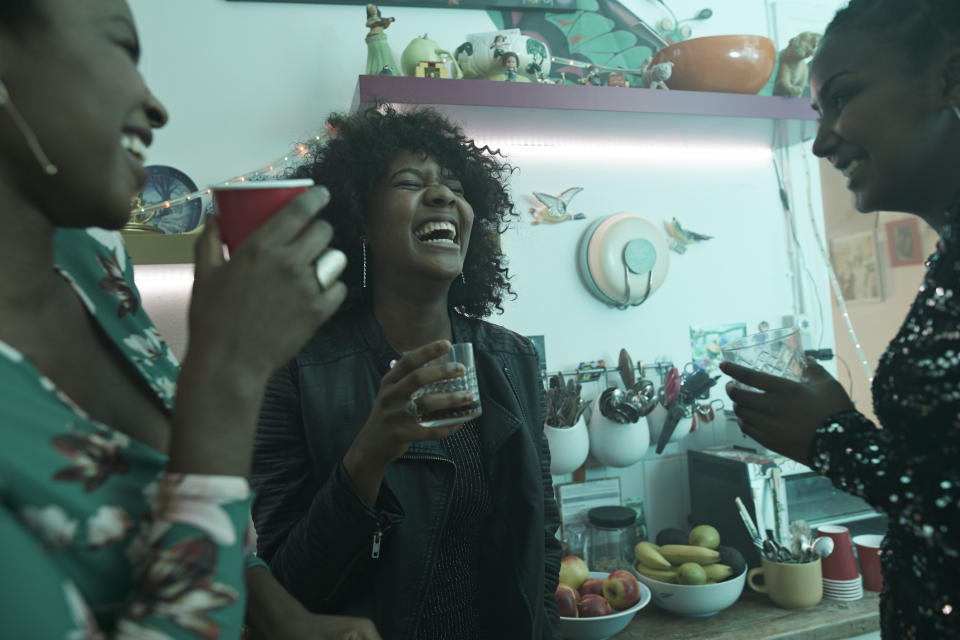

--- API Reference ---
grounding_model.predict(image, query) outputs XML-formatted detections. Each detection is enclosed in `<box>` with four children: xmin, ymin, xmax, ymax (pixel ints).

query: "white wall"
<box><xmin>129</xmin><ymin>0</ymin><xmax>846</xmax><ymax>540</ymax></box>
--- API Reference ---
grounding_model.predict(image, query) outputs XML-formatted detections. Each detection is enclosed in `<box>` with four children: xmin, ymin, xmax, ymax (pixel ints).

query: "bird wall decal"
<box><xmin>528</xmin><ymin>186</ymin><xmax>587</xmax><ymax>225</ymax></box>
<box><xmin>663</xmin><ymin>217</ymin><xmax>712</xmax><ymax>254</ymax></box>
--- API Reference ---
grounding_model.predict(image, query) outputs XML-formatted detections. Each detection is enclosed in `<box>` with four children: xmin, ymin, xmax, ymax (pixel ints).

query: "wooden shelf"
<box><xmin>121</xmin><ymin>230</ymin><xmax>197</xmax><ymax>265</ymax></box>
<box><xmin>353</xmin><ymin>75</ymin><xmax>818</xmax><ymax>149</ymax></box>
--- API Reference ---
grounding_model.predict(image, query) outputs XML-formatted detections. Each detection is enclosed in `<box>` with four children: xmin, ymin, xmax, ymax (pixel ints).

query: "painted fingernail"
<box><xmin>315</xmin><ymin>249</ymin><xmax>347</xmax><ymax>289</ymax></box>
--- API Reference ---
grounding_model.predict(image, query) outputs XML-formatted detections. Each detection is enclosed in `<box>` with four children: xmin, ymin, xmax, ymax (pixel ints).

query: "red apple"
<box><xmin>558</xmin><ymin>555</ymin><xmax>590</xmax><ymax>590</ymax></box>
<box><xmin>580</xmin><ymin>577</ymin><xmax>604</xmax><ymax>596</ymax></box>
<box><xmin>555</xmin><ymin>584</ymin><xmax>580</xmax><ymax>618</ymax></box>
<box><xmin>578</xmin><ymin>593</ymin><xmax>613</xmax><ymax>617</ymax></box>
<box><xmin>603</xmin><ymin>570</ymin><xmax>642</xmax><ymax>610</ymax></box>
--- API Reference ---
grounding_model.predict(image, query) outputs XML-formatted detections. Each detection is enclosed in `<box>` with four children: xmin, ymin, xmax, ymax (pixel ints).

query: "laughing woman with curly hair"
<box><xmin>250</xmin><ymin>107</ymin><xmax>561</xmax><ymax>640</ymax></box>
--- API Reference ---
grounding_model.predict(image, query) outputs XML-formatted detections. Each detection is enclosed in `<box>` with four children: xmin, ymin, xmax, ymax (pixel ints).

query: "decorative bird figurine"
<box><xmin>664</xmin><ymin>217</ymin><xmax>713</xmax><ymax>254</ymax></box>
<box><xmin>529</xmin><ymin>187</ymin><xmax>586</xmax><ymax>225</ymax></box>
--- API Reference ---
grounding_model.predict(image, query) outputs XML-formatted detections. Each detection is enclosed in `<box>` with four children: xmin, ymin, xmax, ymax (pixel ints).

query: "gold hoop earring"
<box><xmin>0</xmin><ymin>80</ymin><xmax>58</xmax><ymax>176</ymax></box>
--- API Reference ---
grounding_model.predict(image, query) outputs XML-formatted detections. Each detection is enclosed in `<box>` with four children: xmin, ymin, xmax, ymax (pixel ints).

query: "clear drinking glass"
<box><xmin>720</xmin><ymin>328</ymin><xmax>806</xmax><ymax>389</ymax></box>
<box><xmin>413</xmin><ymin>342</ymin><xmax>482</xmax><ymax>428</ymax></box>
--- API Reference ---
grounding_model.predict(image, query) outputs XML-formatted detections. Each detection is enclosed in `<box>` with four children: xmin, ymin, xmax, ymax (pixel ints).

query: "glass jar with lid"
<box><xmin>584</xmin><ymin>505</ymin><xmax>637</xmax><ymax>573</ymax></box>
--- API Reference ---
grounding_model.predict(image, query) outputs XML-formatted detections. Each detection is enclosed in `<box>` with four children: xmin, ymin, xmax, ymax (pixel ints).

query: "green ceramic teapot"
<box><xmin>400</xmin><ymin>34</ymin><xmax>462</xmax><ymax>78</ymax></box>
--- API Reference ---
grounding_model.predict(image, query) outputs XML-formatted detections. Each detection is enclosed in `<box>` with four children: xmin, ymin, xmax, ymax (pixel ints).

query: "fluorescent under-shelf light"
<box><xmin>477</xmin><ymin>140</ymin><xmax>773</xmax><ymax>165</ymax></box>
<box><xmin>133</xmin><ymin>264</ymin><xmax>195</xmax><ymax>296</ymax></box>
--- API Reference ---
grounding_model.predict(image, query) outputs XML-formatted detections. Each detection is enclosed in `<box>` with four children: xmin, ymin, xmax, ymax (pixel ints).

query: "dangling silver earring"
<box><xmin>0</xmin><ymin>80</ymin><xmax>58</xmax><ymax>176</ymax></box>
<box><xmin>361</xmin><ymin>240</ymin><xmax>368</xmax><ymax>289</ymax></box>
<box><xmin>460</xmin><ymin>271</ymin><xmax>466</xmax><ymax>284</ymax></box>
<box><xmin>952</xmin><ymin>102</ymin><xmax>960</xmax><ymax>122</ymax></box>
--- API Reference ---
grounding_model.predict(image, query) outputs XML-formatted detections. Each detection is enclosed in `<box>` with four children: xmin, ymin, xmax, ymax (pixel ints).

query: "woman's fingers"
<box><xmin>193</xmin><ymin>215</ymin><xmax>225</xmax><ymax>278</ymax></box>
<box><xmin>383</xmin><ymin>341</ymin><xmax>452</xmax><ymax>384</ymax></box>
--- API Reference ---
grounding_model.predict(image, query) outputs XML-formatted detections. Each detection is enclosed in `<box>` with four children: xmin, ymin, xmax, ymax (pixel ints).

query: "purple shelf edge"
<box><xmin>355</xmin><ymin>75</ymin><xmax>818</xmax><ymax>122</ymax></box>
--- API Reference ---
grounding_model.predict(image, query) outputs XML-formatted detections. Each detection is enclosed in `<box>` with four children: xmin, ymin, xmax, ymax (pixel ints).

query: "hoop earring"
<box><xmin>460</xmin><ymin>271</ymin><xmax>466</xmax><ymax>284</ymax></box>
<box><xmin>952</xmin><ymin>103</ymin><xmax>960</xmax><ymax>123</ymax></box>
<box><xmin>0</xmin><ymin>80</ymin><xmax>58</xmax><ymax>176</ymax></box>
<box><xmin>361</xmin><ymin>240</ymin><xmax>368</xmax><ymax>289</ymax></box>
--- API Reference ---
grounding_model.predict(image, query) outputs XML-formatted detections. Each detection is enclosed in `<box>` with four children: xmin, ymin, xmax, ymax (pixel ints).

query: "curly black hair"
<box><xmin>0</xmin><ymin>0</ymin><xmax>46</xmax><ymax>31</ymax></box>
<box><xmin>824</xmin><ymin>0</ymin><xmax>960</xmax><ymax>65</ymax></box>
<box><xmin>289</xmin><ymin>106</ymin><xmax>517</xmax><ymax>318</ymax></box>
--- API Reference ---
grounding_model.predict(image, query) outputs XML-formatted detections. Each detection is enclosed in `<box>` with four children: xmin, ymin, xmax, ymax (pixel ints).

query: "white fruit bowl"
<box><xmin>635</xmin><ymin>568</ymin><xmax>745</xmax><ymax>617</ymax></box>
<box><xmin>560</xmin><ymin>571</ymin><xmax>652</xmax><ymax>640</ymax></box>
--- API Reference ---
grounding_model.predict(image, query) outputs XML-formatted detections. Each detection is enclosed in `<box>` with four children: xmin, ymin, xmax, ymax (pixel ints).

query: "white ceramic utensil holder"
<box><xmin>587</xmin><ymin>396</ymin><xmax>650</xmax><ymax>467</ymax></box>
<box><xmin>544</xmin><ymin>415</ymin><xmax>590</xmax><ymax>475</ymax></box>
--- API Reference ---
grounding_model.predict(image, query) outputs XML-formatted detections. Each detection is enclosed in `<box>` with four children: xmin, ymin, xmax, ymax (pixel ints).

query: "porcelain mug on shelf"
<box><xmin>587</xmin><ymin>396</ymin><xmax>649</xmax><ymax>468</ymax></box>
<box><xmin>747</xmin><ymin>557</ymin><xmax>823</xmax><ymax>609</ymax></box>
<box><xmin>817</xmin><ymin>525</ymin><xmax>860</xmax><ymax>581</ymax></box>
<box><xmin>544</xmin><ymin>415</ymin><xmax>589</xmax><ymax>475</ymax></box>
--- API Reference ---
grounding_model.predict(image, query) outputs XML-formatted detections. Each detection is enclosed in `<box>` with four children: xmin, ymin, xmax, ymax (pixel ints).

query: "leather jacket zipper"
<box><xmin>371</xmin><ymin>523</ymin><xmax>383</xmax><ymax>559</ymax></box>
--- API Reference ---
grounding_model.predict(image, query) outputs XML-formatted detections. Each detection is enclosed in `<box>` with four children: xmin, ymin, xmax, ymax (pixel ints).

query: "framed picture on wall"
<box><xmin>885</xmin><ymin>218</ymin><xmax>923</xmax><ymax>267</ymax></box>
<box><xmin>830</xmin><ymin>231</ymin><xmax>883</xmax><ymax>304</ymax></box>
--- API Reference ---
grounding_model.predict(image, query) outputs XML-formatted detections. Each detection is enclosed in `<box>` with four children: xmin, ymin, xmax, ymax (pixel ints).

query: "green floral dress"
<box><xmin>0</xmin><ymin>228</ymin><xmax>255</xmax><ymax>639</ymax></box>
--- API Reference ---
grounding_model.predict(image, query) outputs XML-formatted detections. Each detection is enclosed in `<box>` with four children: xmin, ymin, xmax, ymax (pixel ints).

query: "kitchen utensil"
<box><xmin>618</xmin><ymin>348</ymin><xmax>635</xmax><ymax>389</ymax></box>
<box><xmin>734</xmin><ymin>496</ymin><xmax>764</xmax><ymax>549</ymax></box>
<box><xmin>769</xmin><ymin>467</ymin><xmax>789</xmax><ymax>548</ymax></box>
<box><xmin>789</xmin><ymin>520</ymin><xmax>813</xmax><ymax>561</ymax></box>
<box><xmin>812</xmin><ymin>535</ymin><xmax>834</xmax><ymax>560</ymax></box>
<box><xmin>586</xmin><ymin>394</ymin><xmax>650</xmax><ymax>467</ymax></box>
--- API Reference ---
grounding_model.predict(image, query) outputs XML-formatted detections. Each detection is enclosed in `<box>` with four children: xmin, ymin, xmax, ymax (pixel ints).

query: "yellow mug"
<box><xmin>747</xmin><ymin>557</ymin><xmax>822</xmax><ymax>609</ymax></box>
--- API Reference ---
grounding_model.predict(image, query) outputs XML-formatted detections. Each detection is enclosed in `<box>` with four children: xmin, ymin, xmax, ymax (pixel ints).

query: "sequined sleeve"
<box><xmin>811</xmin><ymin>397</ymin><xmax>959</xmax><ymax>559</ymax></box>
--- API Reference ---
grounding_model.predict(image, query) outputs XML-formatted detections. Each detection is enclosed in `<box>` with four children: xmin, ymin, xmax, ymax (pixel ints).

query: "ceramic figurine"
<box><xmin>364</xmin><ymin>4</ymin><xmax>398</xmax><ymax>76</ymax></box>
<box><xmin>664</xmin><ymin>217</ymin><xmax>712</xmax><ymax>254</ymax></box>
<box><xmin>607</xmin><ymin>72</ymin><xmax>629</xmax><ymax>87</ymax></box>
<box><xmin>577</xmin><ymin>65</ymin><xmax>603</xmax><ymax>86</ymax></box>
<box><xmin>774</xmin><ymin>32</ymin><xmax>821</xmax><ymax>98</ymax></box>
<box><xmin>491</xmin><ymin>34</ymin><xmax>508</xmax><ymax>59</ymax></box>
<box><xmin>502</xmin><ymin>51</ymin><xmax>519</xmax><ymax>82</ymax></box>
<box><xmin>641</xmin><ymin>60</ymin><xmax>673</xmax><ymax>90</ymax></box>
<box><xmin>529</xmin><ymin>187</ymin><xmax>586</xmax><ymax>225</ymax></box>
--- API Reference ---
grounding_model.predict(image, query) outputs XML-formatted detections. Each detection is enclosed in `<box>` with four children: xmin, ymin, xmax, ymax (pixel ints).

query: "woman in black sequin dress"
<box><xmin>721</xmin><ymin>1</ymin><xmax>959</xmax><ymax>637</ymax></box>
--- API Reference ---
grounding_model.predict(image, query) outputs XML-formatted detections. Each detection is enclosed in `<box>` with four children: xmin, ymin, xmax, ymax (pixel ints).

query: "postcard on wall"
<box><xmin>885</xmin><ymin>218</ymin><xmax>923</xmax><ymax>267</ymax></box>
<box><xmin>689</xmin><ymin>322</ymin><xmax>747</xmax><ymax>374</ymax></box>
<box><xmin>830</xmin><ymin>231</ymin><xmax>883</xmax><ymax>304</ymax></box>
<box><xmin>555</xmin><ymin>477</ymin><xmax>622</xmax><ymax>541</ymax></box>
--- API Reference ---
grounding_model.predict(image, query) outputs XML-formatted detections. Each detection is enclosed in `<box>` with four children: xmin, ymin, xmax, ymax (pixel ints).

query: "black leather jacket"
<box><xmin>251</xmin><ymin>308</ymin><xmax>561</xmax><ymax>639</ymax></box>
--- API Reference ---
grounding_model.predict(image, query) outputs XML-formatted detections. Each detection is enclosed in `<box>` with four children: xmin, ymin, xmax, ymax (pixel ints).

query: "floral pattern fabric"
<box><xmin>0</xmin><ymin>228</ymin><xmax>252</xmax><ymax>639</ymax></box>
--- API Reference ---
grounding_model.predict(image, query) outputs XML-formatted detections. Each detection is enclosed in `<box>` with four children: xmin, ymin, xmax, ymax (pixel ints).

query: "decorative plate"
<box><xmin>577</xmin><ymin>213</ymin><xmax>670</xmax><ymax>308</ymax></box>
<box><xmin>138</xmin><ymin>165</ymin><xmax>204</xmax><ymax>234</ymax></box>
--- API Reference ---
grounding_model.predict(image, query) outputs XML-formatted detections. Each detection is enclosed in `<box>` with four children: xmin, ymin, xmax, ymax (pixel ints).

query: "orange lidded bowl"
<box><xmin>650</xmin><ymin>35</ymin><xmax>776</xmax><ymax>94</ymax></box>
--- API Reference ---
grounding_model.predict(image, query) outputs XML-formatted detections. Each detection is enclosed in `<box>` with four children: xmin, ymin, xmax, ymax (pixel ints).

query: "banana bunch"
<box><xmin>634</xmin><ymin>540</ymin><xmax>734</xmax><ymax>585</ymax></box>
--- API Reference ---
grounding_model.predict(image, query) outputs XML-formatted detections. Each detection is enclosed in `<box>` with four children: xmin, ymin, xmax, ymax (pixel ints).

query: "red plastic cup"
<box><xmin>853</xmin><ymin>534</ymin><xmax>884</xmax><ymax>592</ymax></box>
<box><xmin>212</xmin><ymin>179</ymin><xmax>315</xmax><ymax>252</ymax></box>
<box><xmin>817</xmin><ymin>525</ymin><xmax>860</xmax><ymax>581</ymax></box>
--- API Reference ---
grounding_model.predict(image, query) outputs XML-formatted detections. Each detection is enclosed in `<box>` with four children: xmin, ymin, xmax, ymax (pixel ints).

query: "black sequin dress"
<box><xmin>811</xmin><ymin>207</ymin><xmax>960</xmax><ymax>638</ymax></box>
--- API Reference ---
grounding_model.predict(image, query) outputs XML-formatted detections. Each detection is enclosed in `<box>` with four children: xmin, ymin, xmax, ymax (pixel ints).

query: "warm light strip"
<box><xmin>478</xmin><ymin>140</ymin><xmax>773</xmax><ymax>164</ymax></box>
<box><xmin>801</xmin><ymin>152</ymin><xmax>874</xmax><ymax>384</ymax></box>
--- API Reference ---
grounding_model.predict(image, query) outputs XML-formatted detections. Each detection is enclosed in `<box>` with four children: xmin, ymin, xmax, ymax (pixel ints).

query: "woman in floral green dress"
<box><xmin>0</xmin><ymin>1</ymin><xmax>378</xmax><ymax>638</ymax></box>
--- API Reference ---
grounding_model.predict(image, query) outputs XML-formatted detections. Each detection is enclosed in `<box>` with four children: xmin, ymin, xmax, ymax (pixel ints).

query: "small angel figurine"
<box><xmin>364</xmin><ymin>4</ymin><xmax>398</xmax><ymax>76</ymax></box>
<box><xmin>774</xmin><ymin>32</ymin><xmax>821</xmax><ymax>97</ymax></box>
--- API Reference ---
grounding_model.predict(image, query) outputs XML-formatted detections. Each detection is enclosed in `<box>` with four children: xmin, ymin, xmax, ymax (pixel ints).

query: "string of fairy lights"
<box><xmin>801</xmin><ymin>151</ymin><xmax>874</xmax><ymax>384</ymax></box>
<box><xmin>128</xmin><ymin>133</ymin><xmax>329</xmax><ymax>222</ymax></box>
